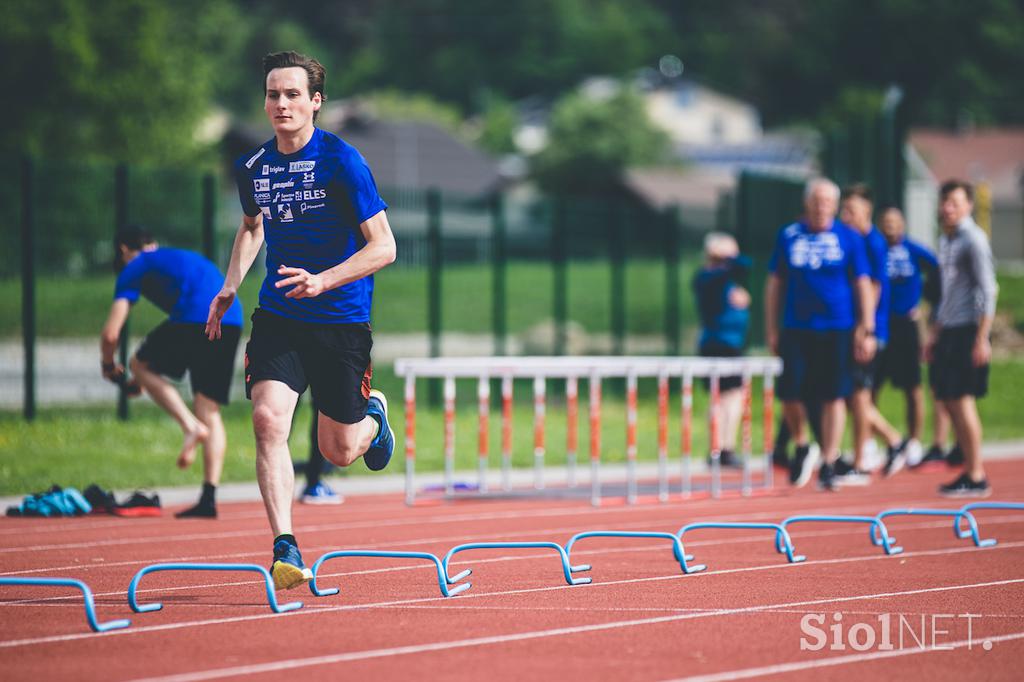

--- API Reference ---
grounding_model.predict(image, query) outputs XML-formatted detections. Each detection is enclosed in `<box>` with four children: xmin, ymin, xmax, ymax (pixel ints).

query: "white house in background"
<box><xmin>644</xmin><ymin>80</ymin><xmax>762</xmax><ymax>147</ymax></box>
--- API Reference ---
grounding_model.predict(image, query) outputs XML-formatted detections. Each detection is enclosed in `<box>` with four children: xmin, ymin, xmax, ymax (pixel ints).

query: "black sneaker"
<box><xmin>83</xmin><ymin>484</ymin><xmax>117</xmax><ymax>515</ymax></box>
<box><xmin>789</xmin><ymin>443</ymin><xmax>821</xmax><ymax>488</ymax></box>
<box><xmin>112</xmin><ymin>491</ymin><xmax>162</xmax><ymax>518</ymax></box>
<box><xmin>911</xmin><ymin>445</ymin><xmax>947</xmax><ymax>471</ymax></box>
<box><xmin>946</xmin><ymin>444</ymin><xmax>965</xmax><ymax>467</ymax></box>
<box><xmin>817</xmin><ymin>461</ymin><xmax>837</xmax><ymax>491</ymax></box>
<box><xmin>175</xmin><ymin>502</ymin><xmax>217</xmax><ymax>519</ymax></box>
<box><xmin>883</xmin><ymin>438</ymin><xmax>910</xmax><ymax>477</ymax></box>
<box><xmin>708</xmin><ymin>449</ymin><xmax>744</xmax><ymax>469</ymax></box>
<box><xmin>833</xmin><ymin>458</ymin><xmax>870</xmax><ymax>486</ymax></box>
<box><xmin>938</xmin><ymin>473</ymin><xmax>991</xmax><ymax>498</ymax></box>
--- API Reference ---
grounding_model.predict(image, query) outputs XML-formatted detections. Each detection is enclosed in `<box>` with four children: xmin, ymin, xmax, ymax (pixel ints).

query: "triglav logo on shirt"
<box><xmin>789</xmin><ymin>232</ymin><xmax>843</xmax><ymax>269</ymax></box>
<box><xmin>276</xmin><ymin>203</ymin><xmax>294</xmax><ymax>222</ymax></box>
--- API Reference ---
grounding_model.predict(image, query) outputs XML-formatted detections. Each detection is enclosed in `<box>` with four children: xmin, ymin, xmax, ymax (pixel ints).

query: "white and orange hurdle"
<box><xmin>395</xmin><ymin>356</ymin><xmax>783</xmax><ymax>506</ymax></box>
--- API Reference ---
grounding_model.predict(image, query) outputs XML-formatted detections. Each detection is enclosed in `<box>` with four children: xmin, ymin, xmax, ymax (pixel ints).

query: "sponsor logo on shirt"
<box><xmin>277</xmin><ymin>204</ymin><xmax>294</xmax><ymax>222</ymax></box>
<box><xmin>302</xmin><ymin>171</ymin><xmax>316</xmax><ymax>186</ymax></box>
<box><xmin>254</xmin><ymin>192</ymin><xmax>271</xmax><ymax>203</ymax></box>
<box><xmin>299</xmin><ymin>188</ymin><xmax>326</xmax><ymax>201</ymax></box>
<box><xmin>300</xmin><ymin>202</ymin><xmax>326</xmax><ymax>214</ymax></box>
<box><xmin>253</xmin><ymin>178</ymin><xmax>270</xmax><ymax>192</ymax></box>
<box><xmin>886</xmin><ymin>245</ymin><xmax>915</xmax><ymax>279</ymax></box>
<box><xmin>245</xmin><ymin>148</ymin><xmax>266</xmax><ymax>169</ymax></box>
<box><xmin>266</xmin><ymin>165</ymin><xmax>285</xmax><ymax>174</ymax></box>
<box><xmin>289</xmin><ymin>161</ymin><xmax>316</xmax><ymax>173</ymax></box>
<box><xmin>789</xmin><ymin>232</ymin><xmax>843</xmax><ymax>269</ymax></box>
<box><xmin>261</xmin><ymin>164</ymin><xmax>269</xmax><ymax>175</ymax></box>
<box><xmin>273</xmin><ymin>191</ymin><xmax>295</xmax><ymax>203</ymax></box>
<box><xmin>272</xmin><ymin>179</ymin><xmax>294</xmax><ymax>189</ymax></box>
<box><xmin>260</xmin><ymin>206</ymin><xmax>272</xmax><ymax>221</ymax></box>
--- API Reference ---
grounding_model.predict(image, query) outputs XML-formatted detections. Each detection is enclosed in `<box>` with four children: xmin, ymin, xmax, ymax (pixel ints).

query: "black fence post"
<box><xmin>202</xmin><ymin>173</ymin><xmax>217</xmax><ymax>262</ymax></box>
<box><xmin>115</xmin><ymin>163</ymin><xmax>130</xmax><ymax>420</ymax></box>
<box><xmin>552</xmin><ymin>198</ymin><xmax>568</xmax><ymax>356</ymax></box>
<box><xmin>491</xmin><ymin>193</ymin><xmax>507</xmax><ymax>356</ymax></box>
<box><xmin>427</xmin><ymin>188</ymin><xmax>442</xmax><ymax>405</ymax></box>
<box><xmin>663</xmin><ymin>206</ymin><xmax>681</xmax><ymax>356</ymax></box>
<box><xmin>609</xmin><ymin>201</ymin><xmax>626</xmax><ymax>356</ymax></box>
<box><xmin>21</xmin><ymin>157</ymin><xmax>35</xmax><ymax>421</ymax></box>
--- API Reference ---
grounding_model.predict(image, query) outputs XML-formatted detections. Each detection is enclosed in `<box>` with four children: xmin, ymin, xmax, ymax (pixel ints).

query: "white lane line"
<box><xmin>2</xmin><ymin>539</ymin><xmax>1022</xmax><ymax>650</ymax></box>
<box><xmin>125</xmin><ymin>578</ymin><xmax>1024</xmax><ymax>682</ymax></box>
<box><xmin>662</xmin><ymin>630</ymin><xmax>1024</xmax><ymax>682</ymax></box>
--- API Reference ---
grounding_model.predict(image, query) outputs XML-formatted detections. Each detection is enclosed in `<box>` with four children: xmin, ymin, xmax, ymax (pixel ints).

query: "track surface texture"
<box><xmin>2</xmin><ymin>460</ymin><xmax>1023</xmax><ymax>681</ymax></box>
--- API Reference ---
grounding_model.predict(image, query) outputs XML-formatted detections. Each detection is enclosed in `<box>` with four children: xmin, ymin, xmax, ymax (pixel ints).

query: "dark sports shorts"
<box><xmin>877</xmin><ymin>314</ymin><xmax>922</xmax><ymax>390</ymax></box>
<box><xmin>777</xmin><ymin>328</ymin><xmax>853</xmax><ymax>402</ymax></box>
<box><xmin>851</xmin><ymin>339</ymin><xmax>884</xmax><ymax>391</ymax></box>
<box><xmin>699</xmin><ymin>341</ymin><xmax>744</xmax><ymax>391</ymax></box>
<box><xmin>929</xmin><ymin>324</ymin><xmax>989</xmax><ymax>400</ymax></box>
<box><xmin>135</xmin><ymin>321</ymin><xmax>241</xmax><ymax>404</ymax></box>
<box><xmin>244</xmin><ymin>308</ymin><xmax>373</xmax><ymax>424</ymax></box>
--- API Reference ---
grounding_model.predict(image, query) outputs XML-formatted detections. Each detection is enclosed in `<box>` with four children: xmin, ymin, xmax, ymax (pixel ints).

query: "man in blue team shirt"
<box><xmin>206</xmin><ymin>51</ymin><xmax>397</xmax><ymax>590</ymax></box>
<box><xmin>876</xmin><ymin>206</ymin><xmax>950</xmax><ymax>469</ymax></box>
<box><xmin>765</xmin><ymin>178</ymin><xmax>875</xmax><ymax>491</ymax></box>
<box><xmin>692</xmin><ymin>232</ymin><xmax>751</xmax><ymax>468</ymax></box>
<box><xmin>838</xmin><ymin>184</ymin><xmax>911</xmax><ymax>484</ymax></box>
<box><xmin>100</xmin><ymin>227</ymin><xmax>243</xmax><ymax>518</ymax></box>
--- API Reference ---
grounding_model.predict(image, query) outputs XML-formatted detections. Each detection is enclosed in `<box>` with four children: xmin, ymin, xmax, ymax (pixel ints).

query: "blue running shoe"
<box><xmin>270</xmin><ymin>540</ymin><xmax>313</xmax><ymax>591</ymax></box>
<box><xmin>363</xmin><ymin>389</ymin><xmax>395</xmax><ymax>471</ymax></box>
<box><xmin>300</xmin><ymin>481</ymin><xmax>343</xmax><ymax>505</ymax></box>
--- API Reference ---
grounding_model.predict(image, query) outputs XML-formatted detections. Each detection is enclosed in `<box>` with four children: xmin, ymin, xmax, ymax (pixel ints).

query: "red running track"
<box><xmin>2</xmin><ymin>460</ymin><xmax>1024</xmax><ymax>681</ymax></box>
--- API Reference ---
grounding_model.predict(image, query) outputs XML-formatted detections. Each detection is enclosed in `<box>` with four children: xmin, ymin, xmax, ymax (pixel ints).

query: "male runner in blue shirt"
<box><xmin>765</xmin><ymin>178</ymin><xmax>875</xmax><ymax>491</ymax></box>
<box><xmin>206</xmin><ymin>51</ymin><xmax>397</xmax><ymax>590</ymax></box>
<box><xmin>101</xmin><ymin>227</ymin><xmax>243</xmax><ymax>518</ymax></box>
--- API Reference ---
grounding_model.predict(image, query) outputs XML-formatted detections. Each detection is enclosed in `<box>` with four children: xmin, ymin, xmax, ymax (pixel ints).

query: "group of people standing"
<box><xmin>695</xmin><ymin>178</ymin><xmax>997</xmax><ymax>497</ymax></box>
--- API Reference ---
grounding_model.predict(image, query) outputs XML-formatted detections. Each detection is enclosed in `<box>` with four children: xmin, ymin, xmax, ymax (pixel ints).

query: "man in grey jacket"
<box><xmin>927</xmin><ymin>179</ymin><xmax>998</xmax><ymax>497</ymax></box>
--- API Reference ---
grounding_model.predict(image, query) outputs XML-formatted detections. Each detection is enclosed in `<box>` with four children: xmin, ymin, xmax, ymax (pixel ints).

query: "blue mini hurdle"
<box><xmin>776</xmin><ymin>515</ymin><xmax>903</xmax><ymax>556</ymax></box>
<box><xmin>308</xmin><ymin>550</ymin><xmax>472</xmax><ymax>598</ymax></box>
<box><xmin>868</xmin><ymin>508</ymin><xmax>982</xmax><ymax>548</ymax></box>
<box><xmin>0</xmin><ymin>577</ymin><xmax>131</xmax><ymax>633</ymax></box>
<box><xmin>954</xmin><ymin>502</ymin><xmax>1024</xmax><ymax>547</ymax></box>
<box><xmin>442</xmin><ymin>542</ymin><xmax>592</xmax><ymax>587</ymax></box>
<box><xmin>564</xmin><ymin>531</ymin><xmax>694</xmax><ymax>574</ymax></box>
<box><xmin>677</xmin><ymin>522</ymin><xmax>805</xmax><ymax>573</ymax></box>
<box><xmin>127</xmin><ymin>563</ymin><xmax>302</xmax><ymax>614</ymax></box>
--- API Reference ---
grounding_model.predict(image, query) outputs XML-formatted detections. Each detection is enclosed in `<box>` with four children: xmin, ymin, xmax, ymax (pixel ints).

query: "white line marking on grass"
<box><xmin>125</xmin><ymin>579</ymin><xmax>1024</xmax><ymax>682</ymax></box>
<box><xmin>661</xmin><ymin>630</ymin><xmax>1024</xmax><ymax>682</ymax></box>
<box><xmin>2</xmin><ymin>540</ymin><xmax>1022</xmax><ymax>651</ymax></box>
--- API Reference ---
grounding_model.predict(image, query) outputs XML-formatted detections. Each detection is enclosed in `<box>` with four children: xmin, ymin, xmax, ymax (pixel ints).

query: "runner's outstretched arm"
<box><xmin>207</xmin><ymin>213</ymin><xmax>264</xmax><ymax>339</ymax></box>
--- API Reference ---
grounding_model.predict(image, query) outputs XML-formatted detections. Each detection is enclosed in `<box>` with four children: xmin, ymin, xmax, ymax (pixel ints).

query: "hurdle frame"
<box><xmin>395</xmin><ymin>356</ymin><xmax>783</xmax><ymax>507</ymax></box>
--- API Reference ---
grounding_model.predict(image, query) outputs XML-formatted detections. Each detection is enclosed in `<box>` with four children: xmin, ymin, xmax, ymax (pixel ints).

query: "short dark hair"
<box><xmin>878</xmin><ymin>204</ymin><xmax>902</xmax><ymax>215</ymax></box>
<box><xmin>113</xmin><ymin>226</ymin><xmax>154</xmax><ymax>271</ymax></box>
<box><xmin>263</xmin><ymin>51</ymin><xmax>327</xmax><ymax>122</ymax></box>
<box><xmin>940</xmin><ymin>179</ymin><xmax>974</xmax><ymax>202</ymax></box>
<box><xmin>841</xmin><ymin>182</ymin><xmax>873</xmax><ymax>203</ymax></box>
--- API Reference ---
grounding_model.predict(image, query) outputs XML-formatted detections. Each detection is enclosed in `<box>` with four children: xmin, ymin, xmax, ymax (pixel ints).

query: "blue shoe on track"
<box><xmin>300</xmin><ymin>481</ymin><xmax>343</xmax><ymax>505</ymax></box>
<box><xmin>270</xmin><ymin>540</ymin><xmax>313</xmax><ymax>591</ymax></box>
<box><xmin>363</xmin><ymin>389</ymin><xmax>395</xmax><ymax>472</ymax></box>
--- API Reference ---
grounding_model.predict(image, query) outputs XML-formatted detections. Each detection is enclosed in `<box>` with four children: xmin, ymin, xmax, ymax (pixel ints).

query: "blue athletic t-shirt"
<box><xmin>693</xmin><ymin>256</ymin><xmax>751</xmax><ymax>350</ymax></box>
<box><xmin>234</xmin><ymin>127</ymin><xmax>388</xmax><ymax>324</ymax></box>
<box><xmin>863</xmin><ymin>226</ymin><xmax>891</xmax><ymax>343</ymax></box>
<box><xmin>886</xmin><ymin>237</ymin><xmax>939</xmax><ymax>316</ymax></box>
<box><xmin>768</xmin><ymin>220</ymin><xmax>870</xmax><ymax>331</ymax></box>
<box><xmin>114</xmin><ymin>247</ymin><xmax>243</xmax><ymax>326</ymax></box>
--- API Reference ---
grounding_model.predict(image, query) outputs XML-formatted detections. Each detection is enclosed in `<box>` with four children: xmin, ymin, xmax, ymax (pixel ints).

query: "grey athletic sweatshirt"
<box><xmin>936</xmin><ymin>216</ymin><xmax>998</xmax><ymax>328</ymax></box>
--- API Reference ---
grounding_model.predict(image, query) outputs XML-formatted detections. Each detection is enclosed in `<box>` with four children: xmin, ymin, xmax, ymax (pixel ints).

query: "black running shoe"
<box><xmin>883</xmin><ymin>438</ymin><xmax>910</xmax><ymax>477</ymax></box>
<box><xmin>911</xmin><ymin>445</ymin><xmax>947</xmax><ymax>471</ymax></box>
<box><xmin>938</xmin><ymin>473</ymin><xmax>990</xmax><ymax>498</ymax></box>
<box><xmin>817</xmin><ymin>461</ymin><xmax>837</xmax><ymax>491</ymax></box>
<box><xmin>112</xmin><ymin>491</ymin><xmax>162</xmax><ymax>518</ymax></box>
<box><xmin>833</xmin><ymin>458</ymin><xmax>870</xmax><ymax>486</ymax></box>
<box><xmin>83</xmin><ymin>484</ymin><xmax>117</xmax><ymax>515</ymax></box>
<box><xmin>789</xmin><ymin>443</ymin><xmax>820</xmax><ymax>488</ymax></box>
<box><xmin>946</xmin><ymin>444</ymin><xmax>965</xmax><ymax>467</ymax></box>
<box><xmin>175</xmin><ymin>502</ymin><xmax>217</xmax><ymax>519</ymax></box>
<box><xmin>708</xmin><ymin>449</ymin><xmax>744</xmax><ymax>469</ymax></box>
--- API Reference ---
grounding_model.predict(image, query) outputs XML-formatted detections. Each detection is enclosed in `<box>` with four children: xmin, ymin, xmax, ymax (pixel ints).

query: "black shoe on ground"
<box><xmin>112</xmin><ymin>491</ymin><xmax>162</xmax><ymax>518</ymax></box>
<box><xmin>83</xmin><ymin>484</ymin><xmax>117</xmax><ymax>515</ymax></box>
<box><xmin>789</xmin><ymin>443</ymin><xmax>820</xmax><ymax>488</ymax></box>
<box><xmin>833</xmin><ymin>458</ymin><xmax>870</xmax><ymax>486</ymax></box>
<box><xmin>912</xmin><ymin>445</ymin><xmax>947</xmax><ymax>471</ymax></box>
<box><xmin>938</xmin><ymin>473</ymin><xmax>990</xmax><ymax>498</ymax></box>
<box><xmin>883</xmin><ymin>438</ymin><xmax>910</xmax><ymax>477</ymax></box>
<box><xmin>708</xmin><ymin>449</ymin><xmax>744</xmax><ymax>469</ymax></box>
<box><xmin>946</xmin><ymin>445</ymin><xmax>965</xmax><ymax>467</ymax></box>
<box><xmin>175</xmin><ymin>502</ymin><xmax>217</xmax><ymax>519</ymax></box>
<box><xmin>817</xmin><ymin>461</ymin><xmax>837</xmax><ymax>491</ymax></box>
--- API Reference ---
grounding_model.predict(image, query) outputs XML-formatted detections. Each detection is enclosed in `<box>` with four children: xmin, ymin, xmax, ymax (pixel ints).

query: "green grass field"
<box><xmin>3</xmin><ymin>359</ymin><xmax>1023</xmax><ymax>496</ymax></box>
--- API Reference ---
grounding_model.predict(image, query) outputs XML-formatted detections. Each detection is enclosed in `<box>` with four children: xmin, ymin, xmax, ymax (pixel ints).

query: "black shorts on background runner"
<box><xmin>877</xmin><ymin>314</ymin><xmax>922</xmax><ymax>390</ymax></box>
<box><xmin>699</xmin><ymin>341</ymin><xmax>744</xmax><ymax>391</ymax></box>
<box><xmin>244</xmin><ymin>308</ymin><xmax>373</xmax><ymax>424</ymax></box>
<box><xmin>135</xmin><ymin>321</ymin><xmax>241</xmax><ymax>404</ymax></box>
<box><xmin>777</xmin><ymin>329</ymin><xmax>853</xmax><ymax>402</ymax></box>
<box><xmin>930</xmin><ymin>324</ymin><xmax>989</xmax><ymax>400</ymax></box>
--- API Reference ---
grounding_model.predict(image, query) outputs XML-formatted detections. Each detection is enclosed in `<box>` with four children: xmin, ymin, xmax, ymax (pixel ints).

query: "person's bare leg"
<box><xmin>905</xmin><ymin>386</ymin><xmax>924</xmax><ymax>442</ymax></box>
<box><xmin>719</xmin><ymin>388</ymin><xmax>744</xmax><ymax>452</ymax></box>
<box><xmin>945</xmin><ymin>397</ymin><xmax>985</xmax><ymax>481</ymax></box>
<box><xmin>316</xmin><ymin>412</ymin><xmax>378</xmax><ymax>467</ymax></box>
<box><xmin>783</xmin><ymin>400</ymin><xmax>808</xmax><ymax>447</ymax></box>
<box><xmin>193</xmin><ymin>393</ymin><xmax>225</xmax><ymax>486</ymax></box>
<box><xmin>850</xmin><ymin>389</ymin><xmax>872</xmax><ymax>469</ymax></box>
<box><xmin>820</xmin><ymin>399</ymin><xmax>846</xmax><ymax>465</ymax></box>
<box><xmin>251</xmin><ymin>381</ymin><xmax>300</xmax><ymax>538</ymax></box>
<box><xmin>130</xmin><ymin>357</ymin><xmax>208</xmax><ymax>467</ymax></box>
<box><xmin>932</xmin><ymin>392</ymin><xmax>952</xmax><ymax>449</ymax></box>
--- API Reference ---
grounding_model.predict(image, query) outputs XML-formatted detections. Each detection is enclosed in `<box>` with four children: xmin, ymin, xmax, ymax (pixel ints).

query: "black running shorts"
<box><xmin>244</xmin><ymin>308</ymin><xmax>373</xmax><ymax>424</ymax></box>
<box><xmin>777</xmin><ymin>328</ymin><xmax>853</xmax><ymax>402</ymax></box>
<box><xmin>135</xmin><ymin>321</ymin><xmax>241</xmax><ymax>404</ymax></box>
<box><xmin>877</xmin><ymin>314</ymin><xmax>922</xmax><ymax>390</ymax></box>
<box><xmin>929</xmin><ymin>324</ymin><xmax>989</xmax><ymax>400</ymax></box>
